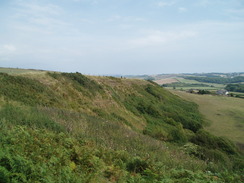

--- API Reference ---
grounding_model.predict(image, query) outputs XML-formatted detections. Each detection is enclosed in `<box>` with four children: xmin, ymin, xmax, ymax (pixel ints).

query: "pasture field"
<box><xmin>157</xmin><ymin>77</ymin><xmax>226</xmax><ymax>92</ymax></box>
<box><xmin>170</xmin><ymin>90</ymin><xmax>244</xmax><ymax>147</ymax></box>
<box><xmin>176</xmin><ymin>77</ymin><xmax>201</xmax><ymax>84</ymax></box>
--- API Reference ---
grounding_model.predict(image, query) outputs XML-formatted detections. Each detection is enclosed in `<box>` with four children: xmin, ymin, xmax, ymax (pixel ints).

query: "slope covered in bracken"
<box><xmin>0</xmin><ymin>70</ymin><xmax>243</xmax><ymax>182</ymax></box>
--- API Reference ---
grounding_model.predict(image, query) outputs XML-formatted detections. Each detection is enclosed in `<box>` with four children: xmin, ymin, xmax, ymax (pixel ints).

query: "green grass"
<box><xmin>162</xmin><ymin>77</ymin><xmax>226</xmax><ymax>91</ymax></box>
<box><xmin>170</xmin><ymin>90</ymin><xmax>244</xmax><ymax>147</ymax></box>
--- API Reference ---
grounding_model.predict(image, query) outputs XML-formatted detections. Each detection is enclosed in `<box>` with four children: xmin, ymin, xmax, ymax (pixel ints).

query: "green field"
<box><xmin>170</xmin><ymin>90</ymin><xmax>244</xmax><ymax>148</ymax></box>
<box><xmin>163</xmin><ymin>77</ymin><xmax>226</xmax><ymax>91</ymax></box>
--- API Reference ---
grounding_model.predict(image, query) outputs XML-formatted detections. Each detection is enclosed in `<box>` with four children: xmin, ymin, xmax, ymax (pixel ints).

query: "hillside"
<box><xmin>0</xmin><ymin>69</ymin><xmax>243</xmax><ymax>182</ymax></box>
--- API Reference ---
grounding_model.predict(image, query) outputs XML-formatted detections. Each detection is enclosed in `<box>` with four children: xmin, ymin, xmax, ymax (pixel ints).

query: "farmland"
<box><xmin>128</xmin><ymin>72</ymin><xmax>244</xmax><ymax>95</ymax></box>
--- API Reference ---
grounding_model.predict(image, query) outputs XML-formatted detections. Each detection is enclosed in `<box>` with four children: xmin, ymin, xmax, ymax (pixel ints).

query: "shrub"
<box><xmin>191</xmin><ymin>130</ymin><xmax>238</xmax><ymax>155</ymax></box>
<box><xmin>0</xmin><ymin>166</ymin><xmax>10</xmax><ymax>183</ymax></box>
<box><xmin>126</xmin><ymin>157</ymin><xmax>149</xmax><ymax>174</ymax></box>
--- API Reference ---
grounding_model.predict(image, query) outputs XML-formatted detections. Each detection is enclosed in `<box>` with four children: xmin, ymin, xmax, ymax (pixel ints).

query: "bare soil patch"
<box><xmin>154</xmin><ymin>78</ymin><xmax>178</xmax><ymax>85</ymax></box>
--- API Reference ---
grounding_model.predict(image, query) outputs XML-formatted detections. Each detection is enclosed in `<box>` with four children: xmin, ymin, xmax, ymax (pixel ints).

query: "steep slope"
<box><xmin>0</xmin><ymin>70</ymin><xmax>243</xmax><ymax>182</ymax></box>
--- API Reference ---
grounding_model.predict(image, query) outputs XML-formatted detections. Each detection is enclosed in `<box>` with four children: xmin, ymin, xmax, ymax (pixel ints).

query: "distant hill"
<box><xmin>0</xmin><ymin>68</ymin><xmax>243</xmax><ymax>182</ymax></box>
<box><xmin>0</xmin><ymin>67</ymin><xmax>47</xmax><ymax>74</ymax></box>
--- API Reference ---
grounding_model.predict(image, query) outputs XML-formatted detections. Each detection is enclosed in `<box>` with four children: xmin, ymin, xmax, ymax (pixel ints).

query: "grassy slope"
<box><xmin>170</xmin><ymin>90</ymin><xmax>244</xmax><ymax>147</ymax></box>
<box><xmin>0</xmin><ymin>69</ymin><xmax>243</xmax><ymax>182</ymax></box>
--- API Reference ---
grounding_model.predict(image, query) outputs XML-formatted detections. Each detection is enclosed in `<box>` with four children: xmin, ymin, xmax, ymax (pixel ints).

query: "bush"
<box><xmin>0</xmin><ymin>166</ymin><xmax>10</xmax><ymax>183</ymax></box>
<box><xmin>191</xmin><ymin>130</ymin><xmax>238</xmax><ymax>155</ymax></box>
<box><xmin>126</xmin><ymin>157</ymin><xmax>149</xmax><ymax>174</ymax></box>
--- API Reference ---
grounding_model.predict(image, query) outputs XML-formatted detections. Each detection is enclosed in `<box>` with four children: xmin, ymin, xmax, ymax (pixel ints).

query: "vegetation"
<box><xmin>197</xmin><ymin>90</ymin><xmax>211</xmax><ymax>95</ymax></box>
<box><xmin>162</xmin><ymin>82</ymin><xmax>211</xmax><ymax>88</ymax></box>
<box><xmin>0</xmin><ymin>69</ymin><xmax>243</xmax><ymax>182</ymax></box>
<box><xmin>183</xmin><ymin>76</ymin><xmax>244</xmax><ymax>84</ymax></box>
<box><xmin>226</xmin><ymin>84</ymin><xmax>244</xmax><ymax>93</ymax></box>
<box><xmin>0</xmin><ymin>73</ymin><xmax>62</xmax><ymax>106</ymax></box>
<box><xmin>170</xmin><ymin>90</ymin><xmax>244</xmax><ymax>149</ymax></box>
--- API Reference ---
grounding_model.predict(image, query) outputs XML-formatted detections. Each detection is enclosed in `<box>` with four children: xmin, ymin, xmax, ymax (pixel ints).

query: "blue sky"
<box><xmin>0</xmin><ymin>0</ymin><xmax>243</xmax><ymax>75</ymax></box>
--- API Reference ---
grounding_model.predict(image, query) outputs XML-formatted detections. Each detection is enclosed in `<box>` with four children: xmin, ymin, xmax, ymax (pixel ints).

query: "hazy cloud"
<box><xmin>3</xmin><ymin>45</ymin><xmax>16</xmax><ymax>52</ymax></box>
<box><xmin>0</xmin><ymin>44</ymin><xmax>17</xmax><ymax>61</ymax></box>
<box><xmin>178</xmin><ymin>7</ymin><xmax>187</xmax><ymax>13</ymax></box>
<box><xmin>1</xmin><ymin>0</ymin><xmax>243</xmax><ymax>74</ymax></box>
<box><xmin>157</xmin><ymin>1</ymin><xmax>175</xmax><ymax>7</ymax></box>
<box><xmin>129</xmin><ymin>30</ymin><xmax>197</xmax><ymax>47</ymax></box>
<box><xmin>15</xmin><ymin>2</ymin><xmax>62</xmax><ymax>16</ymax></box>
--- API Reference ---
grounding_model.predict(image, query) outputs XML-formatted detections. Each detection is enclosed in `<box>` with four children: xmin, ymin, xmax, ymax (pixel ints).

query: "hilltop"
<box><xmin>0</xmin><ymin>68</ymin><xmax>243</xmax><ymax>182</ymax></box>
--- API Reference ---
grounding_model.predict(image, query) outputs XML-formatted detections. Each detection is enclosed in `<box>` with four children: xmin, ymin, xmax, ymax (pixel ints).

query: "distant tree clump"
<box><xmin>183</xmin><ymin>76</ymin><xmax>244</xmax><ymax>84</ymax></box>
<box><xmin>225</xmin><ymin>84</ymin><xmax>244</xmax><ymax>93</ymax></box>
<box><xmin>197</xmin><ymin>90</ymin><xmax>211</xmax><ymax>95</ymax></box>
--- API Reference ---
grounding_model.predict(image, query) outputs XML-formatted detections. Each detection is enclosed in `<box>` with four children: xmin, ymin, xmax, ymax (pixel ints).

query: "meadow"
<box><xmin>170</xmin><ymin>90</ymin><xmax>244</xmax><ymax>149</ymax></box>
<box><xmin>160</xmin><ymin>77</ymin><xmax>226</xmax><ymax>91</ymax></box>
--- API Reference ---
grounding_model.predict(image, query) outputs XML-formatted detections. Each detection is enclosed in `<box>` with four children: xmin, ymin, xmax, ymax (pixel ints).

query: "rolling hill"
<box><xmin>0</xmin><ymin>68</ymin><xmax>243</xmax><ymax>182</ymax></box>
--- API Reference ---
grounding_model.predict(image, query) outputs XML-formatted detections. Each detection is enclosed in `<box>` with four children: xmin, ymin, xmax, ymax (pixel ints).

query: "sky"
<box><xmin>0</xmin><ymin>0</ymin><xmax>244</xmax><ymax>75</ymax></box>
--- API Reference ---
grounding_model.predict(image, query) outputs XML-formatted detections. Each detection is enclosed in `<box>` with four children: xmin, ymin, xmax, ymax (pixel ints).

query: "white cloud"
<box><xmin>80</xmin><ymin>18</ymin><xmax>95</xmax><ymax>24</ymax></box>
<box><xmin>11</xmin><ymin>1</ymin><xmax>75</xmax><ymax>36</ymax></box>
<box><xmin>29</xmin><ymin>17</ymin><xmax>69</xmax><ymax>27</ymax></box>
<box><xmin>72</xmin><ymin>0</ymin><xmax>98</xmax><ymax>5</ymax></box>
<box><xmin>178</xmin><ymin>7</ymin><xmax>187</xmax><ymax>13</ymax></box>
<box><xmin>227</xmin><ymin>8</ymin><xmax>244</xmax><ymax>14</ymax></box>
<box><xmin>195</xmin><ymin>0</ymin><xmax>212</xmax><ymax>7</ymax></box>
<box><xmin>226</xmin><ymin>8</ymin><xmax>244</xmax><ymax>20</ymax></box>
<box><xmin>106</xmin><ymin>15</ymin><xmax>146</xmax><ymax>23</ymax></box>
<box><xmin>157</xmin><ymin>1</ymin><xmax>175</xmax><ymax>7</ymax></box>
<box><xmin>15</xmin><ymin>2</ymin><xmax>62</xmax><ymax>17</ymax></box>
<box><xmin>2</xmin><ymin>45</ymin><xmax>16</xmax><ymax>52</ymax></box>
<box><xmin>0</xmin><ymin>45</ymin><xmax>17</xmax><ymax>61</ymax></box>
<box><xmin>129</xmin><ymin>30</ymin><xmax>197</xmax><ymax>47</ymax></box>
